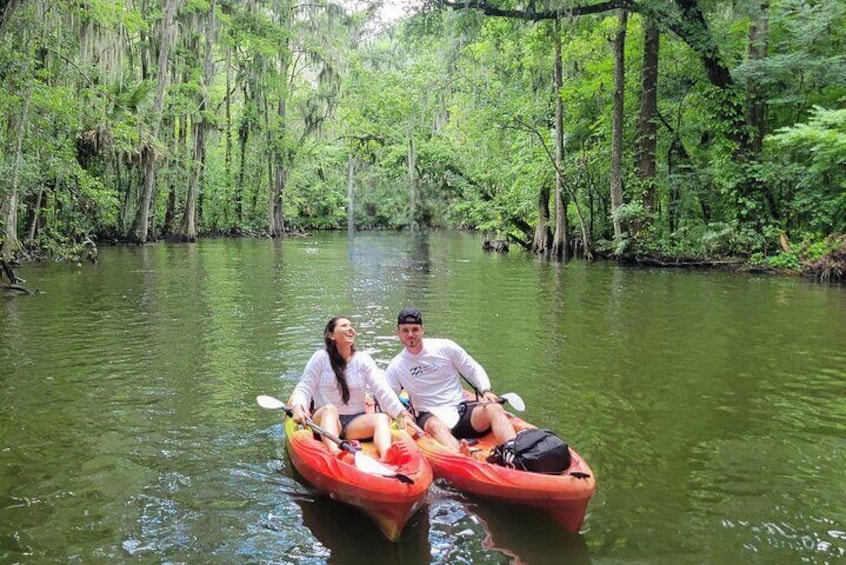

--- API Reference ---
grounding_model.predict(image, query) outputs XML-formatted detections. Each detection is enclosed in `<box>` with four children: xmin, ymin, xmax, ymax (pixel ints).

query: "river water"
<box><xmin>1</xmin><ymin>231</ymin><xmax>843</xmax><ymax>564</ymax></box>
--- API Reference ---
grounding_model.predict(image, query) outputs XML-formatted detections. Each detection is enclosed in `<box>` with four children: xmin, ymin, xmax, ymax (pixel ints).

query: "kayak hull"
<box><xmin>284</xmin><ymin>417</ymin><xmax>433</xmax><ymax>541</ymax></box>
<box><xmin>416</xmin><ymin>415</ymin><xmax>595</xmax><ymax>532</ymax></box>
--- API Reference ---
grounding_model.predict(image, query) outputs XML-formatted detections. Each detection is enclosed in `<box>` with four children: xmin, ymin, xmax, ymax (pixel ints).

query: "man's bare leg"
<box><xmin>424</xmin><ymin>418</ymin><xmax>463</xmax><ymax>453</ymax></box>
<box><xmin>471</xmin><ymin>403</ymin><xmax>516</xmax><ymax>445</ymax></box>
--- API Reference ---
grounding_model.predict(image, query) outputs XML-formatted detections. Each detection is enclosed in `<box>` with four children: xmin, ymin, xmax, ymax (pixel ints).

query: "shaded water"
<box><xmin>1</xmin><ymin>232</ymin><xmax>844</xmax><ymax>564</ymax></box>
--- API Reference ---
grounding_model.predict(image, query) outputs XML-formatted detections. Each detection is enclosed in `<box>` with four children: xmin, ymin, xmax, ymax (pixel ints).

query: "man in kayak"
<box><xmin>386</xmin><ymin>307</ymin><xmax>516</xmax><ymax>454</ymax></box>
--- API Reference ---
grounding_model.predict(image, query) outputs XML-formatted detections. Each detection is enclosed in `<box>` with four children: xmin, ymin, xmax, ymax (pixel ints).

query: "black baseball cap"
<box><xmin>397</xmin><ymin>306</ymin><xmax>423</xmax><ymax>325</ymax></box>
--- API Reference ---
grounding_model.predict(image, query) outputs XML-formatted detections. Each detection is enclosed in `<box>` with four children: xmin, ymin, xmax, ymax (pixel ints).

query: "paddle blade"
<box><xmin>500</xmin><ymin>392</ymin><xmax>525</xmax><ymax>412</ymax></box>
<box><xmin>353</xmin><ymin>452</ymin><xmax>415</xmax><ymax>484</ymax></box>
<box><xmin>256</xmin><ymin>395</ymin><xmax>285</xmax><ymax>410</ymax></box>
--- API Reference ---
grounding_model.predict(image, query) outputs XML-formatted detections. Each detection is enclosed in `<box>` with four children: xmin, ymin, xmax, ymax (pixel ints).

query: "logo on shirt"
<box><xmin>409</xmin><ymin>363</ymin><xmax>439</xmax><ymax>377</ymax></box>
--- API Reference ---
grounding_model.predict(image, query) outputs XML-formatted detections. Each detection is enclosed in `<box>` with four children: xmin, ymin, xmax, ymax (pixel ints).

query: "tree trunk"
<box><xmin>179</xmin><ymin>117</ymin><xmax>200</xmax><ymax>240</ymax></box>
<box><xmin>634</xmin><ymin>16</ymin><xmax>659</xmax><ymax>237</ymax></box>
<box><xmin>2</xmin><ymin>92</ymin><xmax>29</xmax><ymax>261</ymax></box>
<box><xmin>532</xmin><ymin>183</ymin><xmax>551</xmax><ymax>256</ymax></box>
<box><xmin>609</xmin><ymin>10</ymin><xmax>627</xmax><ymax>249</ymax></box>
<box><xmin>551</xmin><ymin>20</ymin><xmax>569</xmax><ymax>261</ymax></box>
<box><xmin>408</xmin><ymin>135</ymin><xmax>417</xmax><ymax>231</ymax></box>
<box><xmin>236</xmin><ymin>89</ymin><xmax>249</xmax><ymax>227</ymax></box>
<box><xmin>0</xmin><ymin>0</ymin><xmax>23</xmax><ymax>32</ymax></box>
<box><xmin>179</xmin><ymin>0</ymin><xmax>216</xmax><ymax>241</ymax></box>
<box><xmin>746</xmin><ymin>2</ymin><xmax>768</xmax><ymax>154</ymax></box>
<box><xmin>224</xmin><ymin>47</ymin><xmax>233</xmax><ymax>227</ymax></box>
<box><xmin>131</xmin><ymin>0</ymin><xmax>178</xmax><ymax>244</ymax></box>
<box><xmin>135</xmin><ymin>146</ymin><xmax>157</xmax><ymax>242</ymax></box>
<box><xmin>347</xmin><ymin>154</ymin><xmax>355</xmax><ymax>234</ymax></box>
<box><xmin>163</xmin><ymin>115</ymin><xmax>185</xmax><ymax>236</ymax></box>
<box><xmin>268</xmin><ymin>98</ymin><xmax>286</xmax><ymax>237</ymax></box>
<box><xmin>668</xmin><ymin>136</ymin><xmax>683</xmax><ymax>234</ymax></box>
<box><xmin>25</xmin><ymin>186</ymin><xmax>43</xmax><ymax>244</ymax></box>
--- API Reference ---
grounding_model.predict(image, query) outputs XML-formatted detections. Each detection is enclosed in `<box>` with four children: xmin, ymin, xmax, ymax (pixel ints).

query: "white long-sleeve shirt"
<box><xmin>289</xmin><ymin>349</ymin><xmax>405</xmax><ymax>418</ymax></box>
<box><xmin>385</xmin><ymin>338</ymin><xmax>491</xmax><ymax>415</ymax></box>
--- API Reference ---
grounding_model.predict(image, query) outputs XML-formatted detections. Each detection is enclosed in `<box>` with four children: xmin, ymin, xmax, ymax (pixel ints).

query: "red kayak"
<box><xmin>284</xmin><ymin>416</ymin><xmax>433</xmax><ymax>541</ymax></box>
<box><xmin>415</xmin><ymin>412</ymin><xmax>595</xmax><ymax>532</ymax></box>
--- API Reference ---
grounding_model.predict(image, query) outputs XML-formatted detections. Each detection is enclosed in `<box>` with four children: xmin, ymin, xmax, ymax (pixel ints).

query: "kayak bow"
<box><xmin>284</xmin><ymin>417</ymin><xmax>432</xmax><ymax>541</ymax></box>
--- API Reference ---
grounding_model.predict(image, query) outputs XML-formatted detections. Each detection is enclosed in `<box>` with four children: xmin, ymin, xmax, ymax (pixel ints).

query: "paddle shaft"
<box><xmin>304</xmin><ymin>418</ymin><xmax>358</xmax><ymax>453</ymax></box>
<box><xmin>460</xmin><ymin>378</ymin><xmax>524</xmax><ymax>411</ymax></box>
<box><xmin>462</xmin><ymin>377</ymin><xmax>501</xmax><ymax>403</ymax></box>
<box><xmin>283</xmin><ymin>405</ymin><xmax>359</xmax><ymax>453</ymax></box>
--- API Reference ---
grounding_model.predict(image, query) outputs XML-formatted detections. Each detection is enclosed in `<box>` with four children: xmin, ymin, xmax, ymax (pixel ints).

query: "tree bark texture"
<box><xmin>2</xmin><ymin>92</ymin><xmax>29</xmax><ymax>261</ymax></box>
<box><xmin>532</xmin><ymin>183</ymin><xmax>551</xmax><ymax>256</ymax></box>
<box><xmin>609</xmin><ymin>10</ymin><xmax>627</xmax><ymax>247</ymax></box>
<box><xmin>347</xmin><ymin>154</ymin><xmax>356</xmax><ymax>234</ymax></box>
<box><xmin>268</xmin><ymin>99</ymin><xmax>287</xmax><ymax>237</ymax></box>
<box><xmin>180</xmin><ymin>0</ymin><xmax>217</xmax><ymax>240</ymax></box>
<box><xmin>634</xmin><ymin>16</ymin><xmax>659</xmax><ymax>236</ymax></box>
<box><xmin>746</xmin><ymin>2</ymin><xmax>768</xmax><ymax>153</ymax></box>
<box><xmin>132</xmin><ymin>0</ymin><xmax>178</xmax><ymax>243</ymax></box>
<box><xmin>551</xmin><ymin>20</ymin><xmax>569</xmax><ymax>261</ymax></box>
<box><xmin>408</xmin><ymin>135</ymin><xmax>417</xmax><ymax>231</ymax></box>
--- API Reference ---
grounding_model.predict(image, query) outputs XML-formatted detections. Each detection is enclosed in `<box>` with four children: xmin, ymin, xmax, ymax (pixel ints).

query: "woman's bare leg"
<box><xmin>312</xmin><ymin>405</ymin><xmax>342</xmax><ymax>455</ymax></box>
<box><xmin>344</xmin><ymin>413</ymin><xmax>393</xmax><ymax>459</ymax></box>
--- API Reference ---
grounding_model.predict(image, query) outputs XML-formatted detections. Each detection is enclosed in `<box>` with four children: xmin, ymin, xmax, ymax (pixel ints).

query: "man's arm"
<box><xmin>445</xmin><ymin>339</ymin><xmax>493</xmax><ymax>394</ymax></box>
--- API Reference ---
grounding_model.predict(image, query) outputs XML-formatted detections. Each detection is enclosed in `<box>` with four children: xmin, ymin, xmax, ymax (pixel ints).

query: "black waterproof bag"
<box><xmin>487</xmin><ymin>428</ymin><xmax>572</xmax><ymax>474</ymax></box>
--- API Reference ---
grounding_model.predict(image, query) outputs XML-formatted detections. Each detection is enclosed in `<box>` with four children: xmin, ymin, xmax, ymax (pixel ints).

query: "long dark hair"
<box><xmin>324</xmin><ymin>316</ymin><xmax>353</xmax><ymax>404</ymax></box>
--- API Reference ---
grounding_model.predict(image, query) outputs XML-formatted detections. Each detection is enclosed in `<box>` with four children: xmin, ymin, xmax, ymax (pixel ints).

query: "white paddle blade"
<box><xmin>500</xmin><ymin>392</ymin><xmax>525</xmax><ymax>412</ymax></box>
<box><xmin>353</xmin><ymin>452</ymin><xmax>398</xmax><ymax>476</ymax></box>
<box><xmin>256</xmin><ymin>395</ymin><xmax>285</xmax><ymax>410</ymax></box>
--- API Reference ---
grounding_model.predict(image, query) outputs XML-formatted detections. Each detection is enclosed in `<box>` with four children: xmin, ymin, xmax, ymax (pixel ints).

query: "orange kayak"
<box><xmin>284</xmin><ymin>417</ymin><xmax>433</xmax><ymax>541</ymax></box>
<box><xmin>415</xmin><ymin>413</ymin><xmax>595</xmax><ymax>532</ymax></box>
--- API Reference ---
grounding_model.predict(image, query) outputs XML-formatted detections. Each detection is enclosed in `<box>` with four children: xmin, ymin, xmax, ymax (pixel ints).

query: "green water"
<box><xmin>1</xmin><ymin>232</ymin><xmax>843</xmax><ymax>564</ymax></box>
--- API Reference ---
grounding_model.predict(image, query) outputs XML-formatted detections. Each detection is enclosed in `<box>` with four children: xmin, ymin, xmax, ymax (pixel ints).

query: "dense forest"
<box><xmin>0</xmin><ymin>0</ymin><xmax>844</xmax><ymax>281</ymax></box>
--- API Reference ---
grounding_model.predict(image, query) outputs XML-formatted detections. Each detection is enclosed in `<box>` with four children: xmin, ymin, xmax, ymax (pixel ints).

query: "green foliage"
<box><xmin>802</xmin><ymin>234</ymin><xmax>846</xmax><ymax>282</ymax></box>
<box><xmin>749</xmin><ymin>233</ymin><xmax>846</xmax><ymax>274</ymax></box>
<box><xmin>763</xmin><ymin>106</ymin><xmax>846</xmax><ymax>234</ymax></box>
<box><xmin>753</xmin><ymin>251</ymin><xmax>802</xmax><ymax>271</ymax></box>
<box><xmin>769</xmin><ymin>106</ymin><xmax>846</xmax><ymax>164</ymax></box>
<box><xmin>1</xmin><ymin>0</ymin><xmax>844</xmax><ymax>267</ymax></box>
<box><xmin>650</xmin><ymin>220</ymin><xmax>770</xmax><ymax>258</ymax></box>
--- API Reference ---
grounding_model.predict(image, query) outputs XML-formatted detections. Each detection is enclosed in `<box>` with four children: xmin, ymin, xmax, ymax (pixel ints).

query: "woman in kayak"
<box><xmin>288</xmin><ymin>316</ymin><xmax>422</xmax><ymax>461</ymax></box>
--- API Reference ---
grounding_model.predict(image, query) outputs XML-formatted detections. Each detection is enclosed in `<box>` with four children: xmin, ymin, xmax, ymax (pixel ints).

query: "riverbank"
<box><xmin>614</xmin><ymin>234</ymin><xmax>846</xmax><ymax>284</ymax></box>
<box><xmin>4</xmin><ymin>231</ymin><xmax>844</xmax><ymax>295</ymax></box>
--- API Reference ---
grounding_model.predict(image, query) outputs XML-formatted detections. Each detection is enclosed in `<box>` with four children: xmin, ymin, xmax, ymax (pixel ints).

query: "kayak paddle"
<box><xmin>256</xmin><ymin>395</ymin><xmax>414</xmax><ymax>484</ymax></box>
<box><xmin>498</xmin><ymin>392</ymin><xmax>525</xmax><ymax>412</ymax></box>
<box><xmin>459</xmin><ymin>377</ymin><xmax>525</xmax><ymax>412</ymax></box>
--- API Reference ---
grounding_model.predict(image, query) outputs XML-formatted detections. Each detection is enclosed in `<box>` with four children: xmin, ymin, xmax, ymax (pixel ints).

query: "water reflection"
<box><xmin>296</xmin><ymin>495</ymin><xmax>431</xmax><ymax>564</ymax></box>
<box><xmin>471</xmin><ymin>500</ymin><xmax>591</xmax><ymax>565</ymax></box>
<box><xmin>407</xmin><ymin>232</ymin><xmax>431</xmax><ymax>274</ymax></box>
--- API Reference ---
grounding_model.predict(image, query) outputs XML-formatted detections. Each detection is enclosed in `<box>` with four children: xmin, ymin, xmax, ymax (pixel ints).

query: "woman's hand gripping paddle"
<box><xmin>256</xmin><ymin>395</ymin><xmax>414</xmax><ymax>484</ymax></box>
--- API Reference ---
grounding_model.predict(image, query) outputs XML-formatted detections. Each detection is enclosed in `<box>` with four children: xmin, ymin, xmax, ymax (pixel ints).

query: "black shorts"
<box><xmin>339</xmin><ymin>412</ymin><xmax>366</xmax><ymax>438</ymax></box>
<box><xmin>311</xmin><ymin>412</ymin><xmax>367</xmax><ymax>441</ymax></box>
<box><xmin>416</xmin><ymin>402</ymin><xmax>491</xmax><ymax>440</ymax></box>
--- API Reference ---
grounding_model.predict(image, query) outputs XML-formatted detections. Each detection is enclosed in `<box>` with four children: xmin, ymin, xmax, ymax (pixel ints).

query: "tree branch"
<box><xmin>439</xmin><ymin>0</ymin><xmax>633</xmax><ymax>21</ymax></box>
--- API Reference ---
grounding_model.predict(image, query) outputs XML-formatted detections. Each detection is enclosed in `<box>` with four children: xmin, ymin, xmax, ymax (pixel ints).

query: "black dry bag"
<box><xmin>487</xmin><ymin>428</ymin><xmax>572</xmax><ymax>474</ymax></box>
